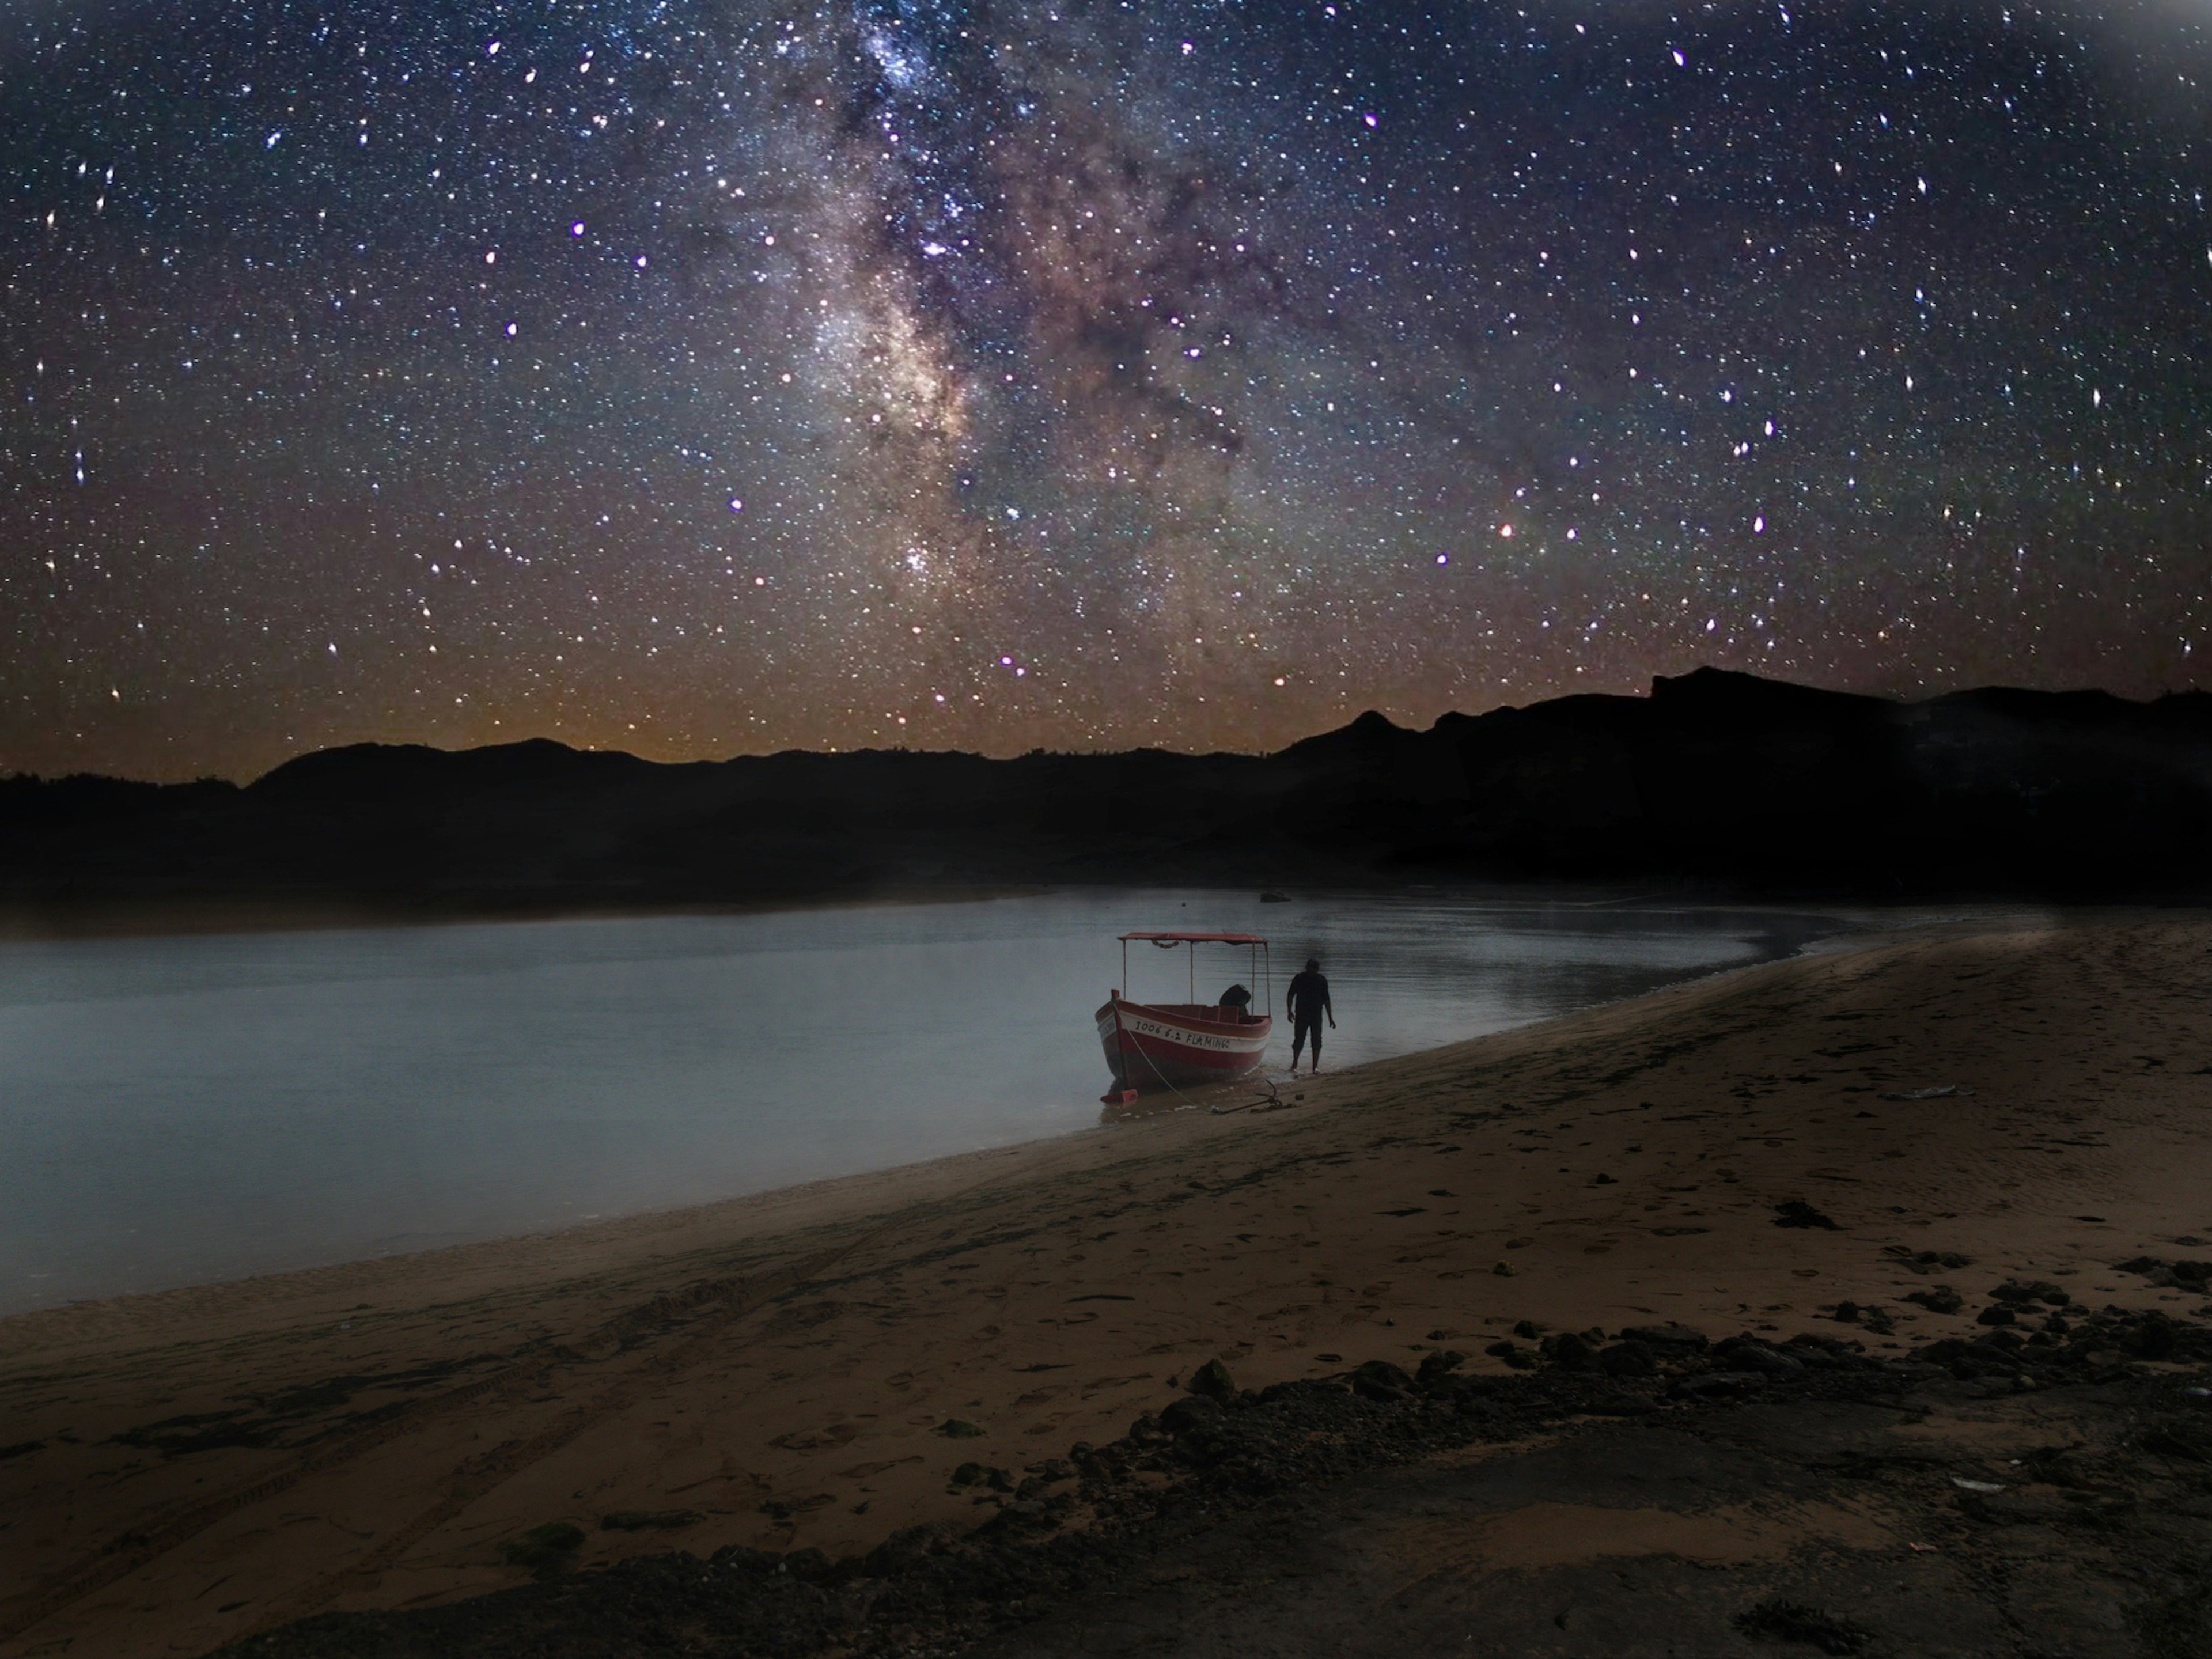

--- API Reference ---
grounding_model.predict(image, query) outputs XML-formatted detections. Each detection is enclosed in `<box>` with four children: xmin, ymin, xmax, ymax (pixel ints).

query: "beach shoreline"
<box><xmin>5</xmin><ymin>910</ymin><xmax>2209</xmax><ymax>1657</ymax></box>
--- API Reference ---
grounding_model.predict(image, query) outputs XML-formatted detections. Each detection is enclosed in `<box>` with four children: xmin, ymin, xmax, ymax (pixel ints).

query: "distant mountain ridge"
<box><xmin>5</xmin><ymin>668</ymin><xmax>2210</xmax><ymax>914</ymax></box>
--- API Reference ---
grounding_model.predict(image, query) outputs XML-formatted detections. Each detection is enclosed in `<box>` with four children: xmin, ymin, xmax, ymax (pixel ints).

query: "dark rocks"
<box><xmin>1415</xmin><ymin>1350</ymin><xmax>1466</xmax><ymax>1385</ymax></box>
<box><xmin>1975</xmin><ymin>1306</ymin><xmax>2017</xmax><ymax>1327</ymax></box>
<box><xmin>1672</xmin><ymin>1370</ymin><xmax>1768</xmax><ymax>1402</ymax></box>
<box><xmin>1911</xmin><ymin>1309</ymin><xmax>2150</xmax><ymax>1380</ymax></box>
<box><xmin>1779</xmin><ymin>1332</ymin><xmax>1875</xmax><ymax>1369</ymax></box>
<box><xmin>1351</xmin><ymin>1360</ymin><xmax>1415</xmax><ymax>1402</ymax></box>
<box><xmin>1159</xmin><ymin>1396</ymin><xmax>1224</xmax><ymax>1437</ymax></box>
<box><xmin>1733</xmin><ymin>1597</ymin><xmax>1871</xmax><ymax>1654</ymax></box>
<box><xmin>936</xmin><ymin>1418</ymin><xmax>986</xmax><ymax>1438</ymax></box>
<box><xmin>1713</xmin><ymin>1338</ymin><xmax>1807</xmax><ymax>1380</ymax></box>
<box><xmin>2121</xmin><ymin>1312</ymin><xmax>2181</xmax><ymax>1359</ymax></box>
<box><xmin>1186</xmin><ymin>1358</ymin><xmax>1238</xmax><ymax>1403</ymax></box>
<box><xmin>498</xmin><ymin>1521</ymin><xmax>586</xmax><ymax>1575</ymax></box>
<box><xmin>2141</xmin><ymin>1420</ymin><xmax>2212</xmax><ymax>1462</ymax></box>
<box><xmin>2015</xmin><ymin>1445</ymin><xmax>2100</xmax><ymax>1488</ymax></box>
<box><xmin>1906</xmin><ymin>1286</ymin><xmax>1964</xmax><ymax>1314</ymax></box>
<box><xmin>1907</xmin><ymin>1337</ymin><xmax>1974</xmax><ymax>1369</ymax></box>
<box><xmin>1582</xmin><ymin>1391</ymin><xmax>1661</xmax><ymax>1416</ymax></box>
<box><xmin>1537</xmin><ymin>1332</ymin><xmax>1599</xmax><ymax>1372</ymax></box>
<box><xmin>2117</xmin><ymin>1256</ymin><xmax>2212</xmax><ymax>1291</ymax></box>
<box><xmin>859</xmin><ymin>1521</ymin><xmax>957</xmax><ymax>1578</ymax></box>
<box><xmin>601</xmin><ymin>1509</ymin><xmax>703</xmax><ymax>1532</ymax></box>
<box><xmin>213</xmin><ymin>1299</ymin><xmax>2212</xmax><ymax>1659</ymax></box>
<box><xmin>1885</xmin><ymin>1247</ymin><xmax>1973</xmax><ymax>1274</ymax></box>
<box><xmin>2012</xmin><ymin>1304</ymin><xmax>2212</xmax><ymax>1366</ymax></box>
<box><xmin>1483</xmin><ymin>1340</ymin><xmax>1536</xmax><ymax>1371</ymax></box>
<box><xmin>706</xmin><ymin>1541</ymin><xmax>787</xmax><ymax>1575</ymax></box>
<box><xmin>1774</xmin><ymin>1200</ymin><xmax>1840</xmax><ymax>1230</ymax></box>
<box><xmin>1916</xmin><ymin>1328</ymin><xmax>2024</xmax><ymax>1371</ymax></box>
<box><xmin>1597</xmin><ymin>1340</ymin><xmax>1659</xmax><ymax>1377</ymax></box>
<box><xmin>1956</xmin><ymin>1487</ymin><xmax>2071</xmax><ymax>1526</ymax></box>
<box><xmin>1828</xmin><ymin>1300</ymin><xmax>1892</xmax><ymax>1334</ymax></box>
<box><xmin>1990</xmin><ymin>1279</ymin><xmax>2070</xmax><ymax>1306</ymax></box>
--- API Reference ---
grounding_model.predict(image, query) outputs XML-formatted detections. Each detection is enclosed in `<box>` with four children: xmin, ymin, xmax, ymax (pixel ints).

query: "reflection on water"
<box><xmin>0</xmin><ymin>889</ymin><xmax>1847</xmax><ymax>1312</ymax></box>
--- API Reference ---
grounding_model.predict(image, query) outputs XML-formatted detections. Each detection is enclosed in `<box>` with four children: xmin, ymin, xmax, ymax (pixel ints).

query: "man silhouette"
<box><xmin>1286</xmin><ymin>957</ymin><xmax>1334</xmax><ymax>1073</ymax></box>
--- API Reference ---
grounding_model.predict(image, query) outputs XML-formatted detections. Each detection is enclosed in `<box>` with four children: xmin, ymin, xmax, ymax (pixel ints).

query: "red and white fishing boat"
<box><xmin>1096</xmin><ymin>931</ymin><xmax>1272</xmax><ymax>1100</ymax></box>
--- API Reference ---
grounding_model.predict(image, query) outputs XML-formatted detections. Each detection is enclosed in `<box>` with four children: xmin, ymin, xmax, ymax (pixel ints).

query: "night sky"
<box><xmin>5</xmin><ymin>0</ymin><xmax>2209</xmax><ymax>781</ymax></box>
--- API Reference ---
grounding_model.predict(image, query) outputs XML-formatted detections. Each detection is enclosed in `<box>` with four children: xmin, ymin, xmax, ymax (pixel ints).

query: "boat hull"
<box><xmin>1096</xmin><ymin>999</ymin><xmax>1271</xmax><ymax>1092</ymax></box>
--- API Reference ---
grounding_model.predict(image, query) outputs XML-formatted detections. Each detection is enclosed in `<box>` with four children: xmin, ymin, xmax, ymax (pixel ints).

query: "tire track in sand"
<box><xmin>0</xmin><ymin>1237</ymin><xmax>861</xmax><ymax>1647</ymax></box>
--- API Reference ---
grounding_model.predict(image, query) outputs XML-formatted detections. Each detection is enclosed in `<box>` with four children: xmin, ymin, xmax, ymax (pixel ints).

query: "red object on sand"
<box><xmin>1096</xmin><ymin>931</ymin><xmax>1273</xmax><ymax>1096</ymax></box>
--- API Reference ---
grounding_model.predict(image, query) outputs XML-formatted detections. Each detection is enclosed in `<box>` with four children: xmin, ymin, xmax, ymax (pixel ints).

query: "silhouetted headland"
<box><xmin>5</xmin><ymin>668</ymin><xmax>2209</xmax><ymax>923</ymax></box>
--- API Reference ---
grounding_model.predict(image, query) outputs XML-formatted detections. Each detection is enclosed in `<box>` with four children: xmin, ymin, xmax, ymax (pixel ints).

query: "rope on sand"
<box><xmin>1120</xmin><ymin>1035</ymin><xmax>1295</xmax><ymax>1118</ymax></box>
<box><xmin>1210</xmin><ymin>1075</ymin><xmax>1300</xmax><ymax>1116</ymax></box>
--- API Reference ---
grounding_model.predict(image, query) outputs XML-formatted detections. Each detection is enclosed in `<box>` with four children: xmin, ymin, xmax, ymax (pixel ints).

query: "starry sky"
<box><xmin>4</xmin><ymin>0</ymin><xmax>2209</xmax><ymax>781</ymax></box>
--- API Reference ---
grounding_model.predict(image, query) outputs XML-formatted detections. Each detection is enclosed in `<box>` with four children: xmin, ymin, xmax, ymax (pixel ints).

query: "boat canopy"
<box><xmin>1114</xmin><ymin>931</ymin><xmax>1274</xmax><ymax>1020</ymax></box>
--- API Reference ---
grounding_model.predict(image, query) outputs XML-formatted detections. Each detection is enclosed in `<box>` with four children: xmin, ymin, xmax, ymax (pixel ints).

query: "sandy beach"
<box><xmin>5</xmin><ymin>915</ymin><xmax>2211</xmax><ymax>1657</ymax></box>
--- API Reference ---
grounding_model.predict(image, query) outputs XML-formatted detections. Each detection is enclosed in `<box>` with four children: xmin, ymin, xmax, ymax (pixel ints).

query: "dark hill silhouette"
<box><xmin>4</xmin><ymin>668</ymin><xmax>2209</xmax><ymax>917</ymax></box>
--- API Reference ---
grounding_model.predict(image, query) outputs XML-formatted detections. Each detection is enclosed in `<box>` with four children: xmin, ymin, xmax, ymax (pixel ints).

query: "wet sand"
<box><xmin>4</xmin><ymin>915</ymin><xmax>2211</xmax><ymax>1657</ymax></box>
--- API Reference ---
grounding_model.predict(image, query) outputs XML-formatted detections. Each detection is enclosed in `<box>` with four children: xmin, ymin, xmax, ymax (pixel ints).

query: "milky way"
<box><xmin>4</xmin><ymin>0</ymin><xmax>2209</xmax><ymax>779</ymax></box>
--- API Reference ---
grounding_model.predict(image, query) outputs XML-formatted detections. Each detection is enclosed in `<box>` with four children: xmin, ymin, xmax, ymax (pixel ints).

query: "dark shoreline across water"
<box><xmin>6</xmin><ymin>669</ymin><xmax>2212</xmax><ymax>927</ymax></box>
<box><xmin>0</xmin><ymin>885</ymin><xmax>1050</xmax><ymax>944</ymax></box>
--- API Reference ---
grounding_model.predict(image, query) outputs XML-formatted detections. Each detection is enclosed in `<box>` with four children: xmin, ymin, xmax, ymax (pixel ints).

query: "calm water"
<box><xmin>0</xmin><ymin>889</ymin><xmax>1847</xmax><ymax>1313</ymax></box>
